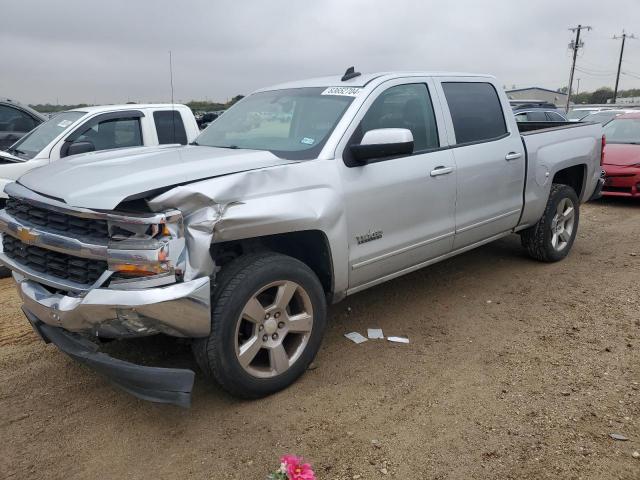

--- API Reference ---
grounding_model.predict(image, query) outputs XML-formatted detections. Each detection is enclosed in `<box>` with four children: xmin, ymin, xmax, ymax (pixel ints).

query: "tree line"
<box><xmin>558</xmin><ymin>87</ymin><xmax>640</xmax><ymax>104</ymax></box>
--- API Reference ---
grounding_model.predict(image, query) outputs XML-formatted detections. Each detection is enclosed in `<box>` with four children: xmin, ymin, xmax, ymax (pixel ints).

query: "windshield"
<box><xmin>604</xmin><ymin>118</ymin><xmax>640</xmax><ymax>144</ymax></box>
<box><xmin>194</xmin><ymin>87</ymin><xmax>355</xmax><ymax>159</ymax></box>
<box><xmin>567</xmin><ymin>109</ymin><xmax>592</xmax><ymax>121</ymax></box>
<box><xmin>7</xmin><ymin>111</ymin><xmax>85</xmax><ymax>159</ymax></box>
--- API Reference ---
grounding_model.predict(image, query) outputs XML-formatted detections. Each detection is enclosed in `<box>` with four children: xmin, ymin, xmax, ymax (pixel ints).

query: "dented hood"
<box><xmin>17</xmin><ymin>145</ymin><xmax>296</xmax><ymax>209</ymax></box>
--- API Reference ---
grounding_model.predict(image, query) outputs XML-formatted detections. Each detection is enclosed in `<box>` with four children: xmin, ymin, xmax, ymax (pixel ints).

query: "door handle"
<box><xmin>505</xmin><ymin>152</ymin><xmax>523</xmax><ymax>161</ymax></box>
<box><xmin>430</xmin><ymin>166</ymin><xmax>454</xmax><ymax>177</ymax></box>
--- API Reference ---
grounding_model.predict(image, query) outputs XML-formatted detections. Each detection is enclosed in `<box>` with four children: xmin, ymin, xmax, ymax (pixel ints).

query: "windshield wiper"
<box><xmin>7</xmin><ymin>147</ymin><xmax>27</xmax><ymax>156</ymax></box>
<box><xmin>190</xmin><ymin>141</ymin><xmax>199</xmax><ymax>146</ymax></box>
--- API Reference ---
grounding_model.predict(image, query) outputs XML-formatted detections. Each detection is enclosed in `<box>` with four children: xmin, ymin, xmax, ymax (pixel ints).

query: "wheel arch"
<box><xmin>211</xmin><ymin>230</ymin><xmax>335</xmax><ymax>300</ymax></box>
<box><xmin>552</xmin><ymin>164</ymin><xmax>587</xmax><ymax>199</ymax></box>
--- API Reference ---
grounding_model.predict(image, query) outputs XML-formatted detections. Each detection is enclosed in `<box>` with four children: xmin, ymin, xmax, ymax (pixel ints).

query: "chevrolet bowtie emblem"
<box><xmin>16</xmin><ymin>226</ymin><xmax>39</xmax><ymax>245</ymax></box>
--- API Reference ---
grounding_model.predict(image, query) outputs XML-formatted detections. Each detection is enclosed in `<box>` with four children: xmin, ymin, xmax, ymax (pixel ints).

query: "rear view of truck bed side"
<box><xmin>516</xmin><ymin>122</ymin><xmax>604</xmax><ymax>231</ymax></box>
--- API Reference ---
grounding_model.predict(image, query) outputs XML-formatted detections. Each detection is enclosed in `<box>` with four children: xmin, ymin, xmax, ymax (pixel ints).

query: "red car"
<box><xmin>602</xmin><ymin>112</ymin><xmax>640</xmax><ymax>197</ymax></box>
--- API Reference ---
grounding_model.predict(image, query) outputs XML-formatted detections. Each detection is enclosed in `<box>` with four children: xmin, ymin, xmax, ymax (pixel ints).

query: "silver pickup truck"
<box><xmin>0</xmin><ymin>70</ymin><xmax>604</xmax><ymax>406</ymax></box>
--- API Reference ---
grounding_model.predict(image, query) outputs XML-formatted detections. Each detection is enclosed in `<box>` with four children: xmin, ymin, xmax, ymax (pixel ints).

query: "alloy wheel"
<box><xmin>234</xmin><ymin>280</ymin><xmax>314</xmax><ymax>378</ymax></box>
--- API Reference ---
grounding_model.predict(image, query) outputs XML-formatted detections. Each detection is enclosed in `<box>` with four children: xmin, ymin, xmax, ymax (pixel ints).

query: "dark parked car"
<box><xmin>0</xmin><ymin>98</ymin><xmax>46</xmax><ymax>150</ymax></box>
<box><xmin>513</xmin><ymin>109</ymin><xmax>568</xmax><ymax>123</ymax></box>
<box><xmin>197</xmin><ymin>111</ymin><xmax>219</xmax><ymax>129</ymax></box>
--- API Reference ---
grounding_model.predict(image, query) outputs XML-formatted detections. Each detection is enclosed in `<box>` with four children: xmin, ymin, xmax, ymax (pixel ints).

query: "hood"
<box><xmin>603</xmin><ymin>143</ymin><xmax>640</xmax><ymax>167</ymax></box>
<box><xmin>18</xmin><ymin>145</ymin><xmax>297</xmax><ymax>210</ymax></box>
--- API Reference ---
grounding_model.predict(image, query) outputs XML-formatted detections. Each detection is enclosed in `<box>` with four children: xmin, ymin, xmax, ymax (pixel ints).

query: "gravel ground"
<box><xmin>0</xmin><ymin>199</ymin><xmax>639</xmax><ymax>480</ymax></box>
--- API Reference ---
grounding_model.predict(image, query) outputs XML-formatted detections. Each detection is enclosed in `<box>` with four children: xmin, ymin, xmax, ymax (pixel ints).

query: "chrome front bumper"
<box><xmin>17</xmin><ymin>274</ymin><xmax>211</xmax><ymax>338</ymax></box>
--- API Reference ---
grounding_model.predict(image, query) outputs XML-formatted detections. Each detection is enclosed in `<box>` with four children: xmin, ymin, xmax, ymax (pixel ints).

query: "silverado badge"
<box><xmin>356</xmin><ymin>230</ymin><xmax>383</xmax><ymax>245</ymax></box>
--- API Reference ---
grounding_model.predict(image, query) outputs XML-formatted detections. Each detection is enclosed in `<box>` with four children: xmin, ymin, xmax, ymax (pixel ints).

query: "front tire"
<box><xmin>192</xmin><ymin>252</ymin><xmax>327</xmax><ymax>399</ymax></box>
<box><xmin>521</xmin><ymin>184</ymin><xmax>580</xmax><ymax>262</ymax></box>
<box><xmin>0</xmin><ymin>266</ymin><xmax>10</xmax><ymax>279</ymax></box>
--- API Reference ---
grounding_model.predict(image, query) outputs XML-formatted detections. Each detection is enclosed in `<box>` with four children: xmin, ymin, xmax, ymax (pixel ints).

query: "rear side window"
<box><xmin>0</xmin><ymin>105</ymin><xmax>39</xmax><ymax>132</ymax></box>
<box><xmin>526</xmin><ymin>111</ymin><xmax>547</xmax><ymax>122</ymax></box>
<box><xmin>442</xmin><ymin>82</ymin><xmax>507</xmax><ymax>144</ymax></box>
<box><xmin>154</xmin><ymin>111</ymin><xmax>188</xmax><ymax>145</ymax></box>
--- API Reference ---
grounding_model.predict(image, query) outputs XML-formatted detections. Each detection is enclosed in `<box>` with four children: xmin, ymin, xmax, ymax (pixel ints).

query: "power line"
<box><xmin>613</xmin><ymin>30</ymin><xmax>637</xmax><ymax>103</ymax></box>
<box><xmin>566</xmin><ymin>25</ymin><xmax>592</xmax><ymax>112</ymax></box>
<box><xmin>575</xmin><ymin>57</ymin><xmax>617</xmax><ymax>73</ymax></box>
<box><xmin>575</xmin><ymin>67</ymin><xmax>616</xmax><ymax>77</ymax></box>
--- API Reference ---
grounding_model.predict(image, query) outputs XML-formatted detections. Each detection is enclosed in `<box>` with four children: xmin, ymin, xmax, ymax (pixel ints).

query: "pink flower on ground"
<box><xmin>280</xmin><ymin>455</ymin><xmax>316</xmax><ymax>480</ymax></box>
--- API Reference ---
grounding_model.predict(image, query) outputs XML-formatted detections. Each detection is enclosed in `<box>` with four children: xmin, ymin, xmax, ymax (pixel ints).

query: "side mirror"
<box><xmin>349</xmin><ymin>128</ymin><xmax>414</xmax><ymax>163</ymax></box>
<box><xmin>66</xmin><ymin>141</ymin><xmax>95</xmax><ymax>157</ymax></box>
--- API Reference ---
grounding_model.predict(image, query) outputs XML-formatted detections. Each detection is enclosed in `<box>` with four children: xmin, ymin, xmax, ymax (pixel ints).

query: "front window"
<box><xmin>604</xmin><ymin>118</ymin><xmax>640</xmax><ymax>144</ymax></box>
<box><xmin>194</xmin><ymin>87</ymin><xmax>355</xmax><ymax>159</ymax></box>
<box><xmin>8</xmin><ymin>111</ymin><xmax>85</xmax><ymax>159</ymax></box>
<box><xmin>68</xmin><ymin>116</ymin><xmax>143</xmax><ymax>154</ymax></box>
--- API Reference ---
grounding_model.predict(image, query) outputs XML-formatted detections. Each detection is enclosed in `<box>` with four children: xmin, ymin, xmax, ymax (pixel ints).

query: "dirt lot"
<box><xmin>1</xmin><ymin>199</ymin><xmax>639</xmax><ymax>480</ymax></box>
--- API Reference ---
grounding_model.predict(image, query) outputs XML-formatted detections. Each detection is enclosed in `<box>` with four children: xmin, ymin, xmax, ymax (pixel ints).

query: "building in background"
<box><xmin>506</xmin><ymin>87</ymin><xmax>568</xmax><ymax>107</ymax></box>
<box><xmin>615</xmin><ymin>96</ymin><xmax>640</xmax><ymax>105</ymax></box>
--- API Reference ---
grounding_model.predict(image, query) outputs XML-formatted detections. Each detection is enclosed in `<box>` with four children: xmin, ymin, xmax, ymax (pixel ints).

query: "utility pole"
<box><xmin>566</xmin><ymin>24</ymin><xmax>592</xmax><ymax>112</ymax></box>
<box><xmin>613</xmin><ymin>30</ymin><xmax>637</xmax><ymax>104</ymax></box>
<box><xmin>576</xmin><ymin>78</ymin><xmax>580</xmax><ymax>96</ymax></box>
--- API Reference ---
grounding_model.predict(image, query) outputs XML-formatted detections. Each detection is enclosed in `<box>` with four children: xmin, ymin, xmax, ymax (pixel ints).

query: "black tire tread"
<box><xmin>521</xmin><ymin>184</ymin><xmax>579</xmax><ymax>262</ymax></box>
<box><xmin>193</xmin><ymin>252</ymin><xmax>325</xmax><ymax>399</ymax></box>
<box><xmin>0</xmin><ymin>266</ymin><xmax>10</xmax><ymax>279</ymax></box>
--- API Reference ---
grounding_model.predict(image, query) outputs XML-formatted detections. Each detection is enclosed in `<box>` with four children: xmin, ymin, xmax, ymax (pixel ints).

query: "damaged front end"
<box><xmin>0</xmin><ymin>182</ymin><xmax>218</xmax><ymax>407</ymax></box>
<box><xmin>0</xmin><ymin>182</ymin><xmax>211</xmax><ymax>339</ymax></box>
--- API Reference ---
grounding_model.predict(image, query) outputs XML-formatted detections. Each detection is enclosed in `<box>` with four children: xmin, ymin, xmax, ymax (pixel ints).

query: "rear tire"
<box><xmin>192</xmin><ymin>252</ymin><xmax>327</xmax><ymax>399</ymax></box>
<box><xmin>521</xmin><ymin>184</ymin><xmax>580</xmax><ymax>262</ymax></box>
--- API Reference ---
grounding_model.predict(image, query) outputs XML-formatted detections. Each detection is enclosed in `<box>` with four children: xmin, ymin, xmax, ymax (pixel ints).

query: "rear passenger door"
<box><xmin>438</xmin><ymin>80</ymin><xmax>525</xmax><ymax>249</ymax></box>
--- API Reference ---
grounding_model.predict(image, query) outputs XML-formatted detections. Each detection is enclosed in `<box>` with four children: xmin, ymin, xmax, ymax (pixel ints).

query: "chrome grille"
<box><xmin>5</xmin><ymin>196</ymin><xmax>108</xmax><ymax>240</ymax></box>
<box><xmin>2</xmin><ymin>235</ymin><xmax>107</xmax><ymax>284</ymax></box>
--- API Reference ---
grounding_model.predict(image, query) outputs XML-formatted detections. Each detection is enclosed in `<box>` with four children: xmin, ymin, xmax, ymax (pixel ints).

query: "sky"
<box><xmin>2</xmin><ymin>0</ymin><xmax>640</xmax><ymax>105</ymax></box>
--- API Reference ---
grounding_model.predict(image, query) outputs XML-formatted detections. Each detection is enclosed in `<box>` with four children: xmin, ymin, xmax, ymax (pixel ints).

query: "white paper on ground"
<box><xmin>344</xmin><ymin>332</ymin><xmax>368</xmax><ymax>344</ymax></box>
<box><xmin>367</xmin><ymin>328</ymin><xmax>384</xmax><ymax>339</ymax></box>
<box><xmin>387</xmin><ymin>336</ymin><xmax>410</xmax><ymax>344</ymax></box>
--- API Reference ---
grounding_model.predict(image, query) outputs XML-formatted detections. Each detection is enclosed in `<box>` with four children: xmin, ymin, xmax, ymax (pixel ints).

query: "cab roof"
<box><xmin>257</xmin><ymin>71</ymin><xmax>495</xmax><ymax>92</ymax></box>
<box><xmin>70</xmin><ymin>103</ymin><xmax>189</xmax><ymax>114</ymax></box>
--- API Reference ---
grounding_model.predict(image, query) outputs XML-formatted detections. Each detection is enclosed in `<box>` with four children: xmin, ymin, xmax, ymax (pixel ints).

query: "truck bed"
<box><xmin>517</xmin><ymin>120</ymin><xmax>603</xmax><ymax>229</ymax></box>
<box><xmin>517</xmin><ymin>121</ymin><xmax>595</xmax><ymax>134</ymax></box>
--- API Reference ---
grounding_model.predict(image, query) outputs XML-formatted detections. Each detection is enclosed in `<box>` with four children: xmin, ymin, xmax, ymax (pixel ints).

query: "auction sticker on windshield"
<box><xmin>321</xmin><ymin>87</ymin><xmax>362</xmax><ymax>97</ymax></box>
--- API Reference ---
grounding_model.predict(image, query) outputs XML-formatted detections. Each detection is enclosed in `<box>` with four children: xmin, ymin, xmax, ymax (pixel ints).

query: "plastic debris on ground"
<box><xmin>387</xmin><ymin>336</ymin><xmax>410</xmax><ymax>344</ymax></box>
<box><xmin>367</xmin><ymin>328</ymin><xmax>384</xmax><ymax>339</ymax></box>
<box><xmin>344</xmin><ymin>332</ymin><xmax>368</xmax><ymax>344</ymax></box>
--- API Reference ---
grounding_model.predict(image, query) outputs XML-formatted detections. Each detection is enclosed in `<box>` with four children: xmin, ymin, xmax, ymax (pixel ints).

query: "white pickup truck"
<box><xmin>0</xmin><ymin>70</ymin><xmax>604</xmax><ymax>406</ymax></box>
<box><xmin>0</xmin><ymin>103</ymin><xmax>199</xmax><ymax>201</ymax></box>
<box><xmin>0</xmin><ymin>104</ymin><xmax>199</xmax><ymax>278</ymax></box>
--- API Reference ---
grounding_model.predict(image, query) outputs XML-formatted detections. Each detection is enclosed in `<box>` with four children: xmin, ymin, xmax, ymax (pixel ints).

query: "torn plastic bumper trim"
<box><xmin>23</xmin><ymin>309</ymin><xmax>195</xmax><ymax>408</ymax></box>
<box><xmin>588</xmin><ymin>170</ymin><xmax>605</xmax><ymax>201</ymax></box>
<box><xmin>18</xmin><ymin>275</ymin><xmax>211</xmax><ymax>338</ymax></box>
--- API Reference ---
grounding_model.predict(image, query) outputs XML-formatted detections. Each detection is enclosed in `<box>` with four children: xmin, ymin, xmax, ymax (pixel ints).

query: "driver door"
<box><xmin>339</xmin><ymin>79</ymin><xmax>457</xmax><ymax>291</ymax></box>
